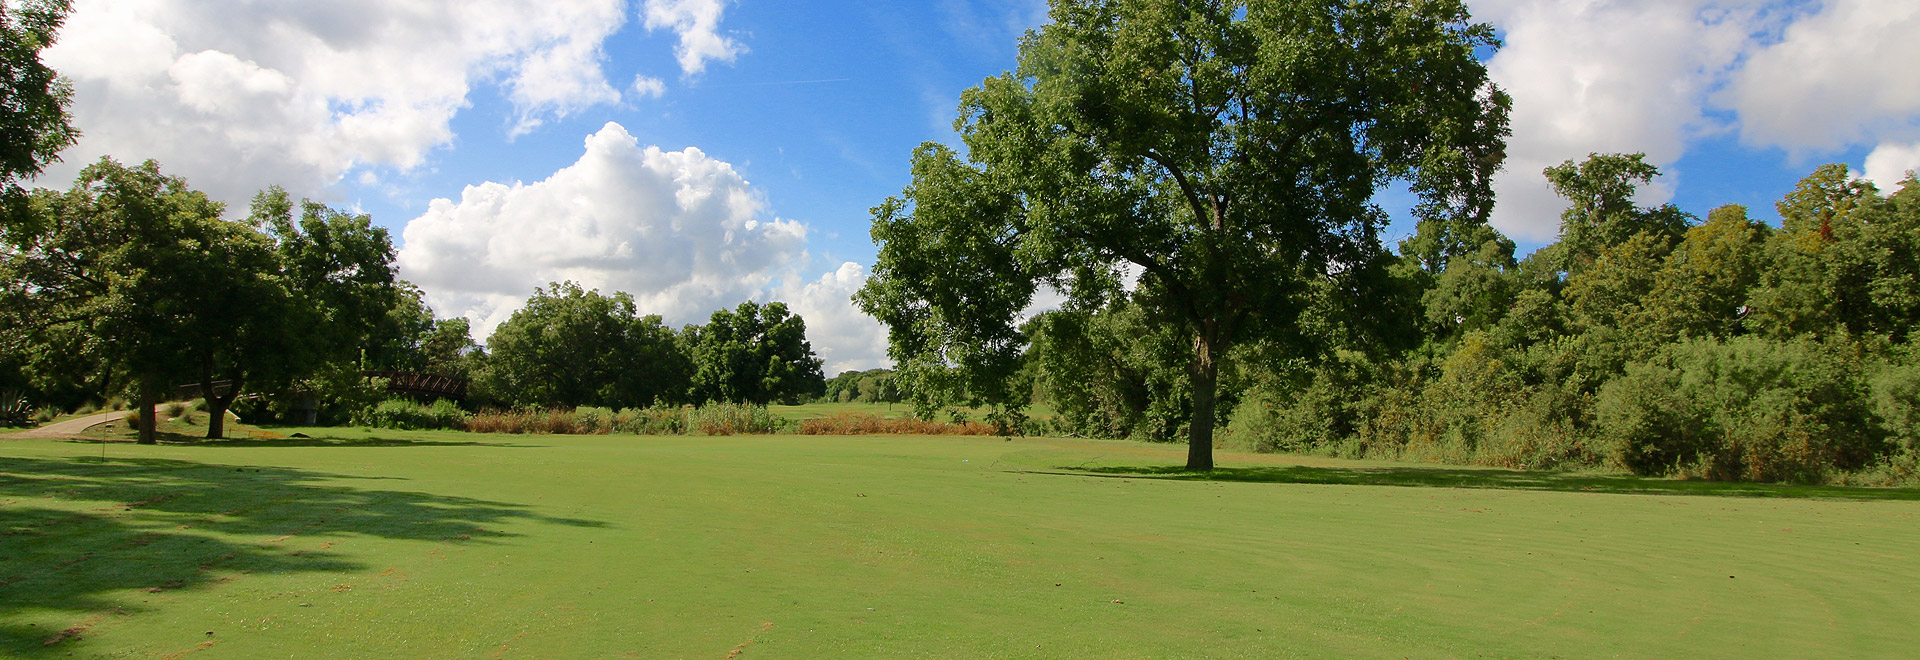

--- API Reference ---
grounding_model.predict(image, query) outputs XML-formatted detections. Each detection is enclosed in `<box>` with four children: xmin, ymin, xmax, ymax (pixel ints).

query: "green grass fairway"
<box><xmin>3</xmin><ymin>432</ymin><xmax>1917</xmax><ymax>658</ymax></box>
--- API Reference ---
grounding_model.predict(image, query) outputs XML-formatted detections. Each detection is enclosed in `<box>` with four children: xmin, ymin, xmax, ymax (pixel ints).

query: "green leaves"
<box><xmin>0</xmin><ymin>0</ymin><xmax>77</xmax><ymax>202</ymax></box>
<box><xmin>862</xmin><ymin>0</ymin><xmax>1509</xmax><ymax>464</ymax></box>
<box><xmin>483</xmin><ymin>282</ymin><xmax>691</xmax><ymax>410</ymax></box>
<box><xmin>688</xmin><ymin>301</ymin><xmax>825</xmax><ymax>406</ymax></box>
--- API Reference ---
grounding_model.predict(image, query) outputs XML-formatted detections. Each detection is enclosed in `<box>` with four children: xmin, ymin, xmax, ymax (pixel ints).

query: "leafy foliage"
<box><xmin>861</xmin><ymin>0</ymin><xmax>1510</xmax><ymax>469</ymax></box>
<box><xmin>352</xmin><ymin>398</ymin><xmax>469</xmax><ymax>431</ymax></box>
<box><xmin>480</xmin><ymin>282</ymin><xmax>692</xmax><ymax>410</ymax></box>
<box><xmin>0</xmin><ymin>0</ymin><xmax>77</xmax><ymax>206</ymax></box>
<box><xmin>687</xmin><ymin>301</ymin><xmax>825</xmax><ymax>405</ymax></box>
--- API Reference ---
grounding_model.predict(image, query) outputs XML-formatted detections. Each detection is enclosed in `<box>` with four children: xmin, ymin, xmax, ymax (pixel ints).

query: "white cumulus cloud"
<box><xmin>1472</xmin><ymin>0</ymin><xmax>1759</xmax><ymax>242</ymax></box>
<box><xmin>1470</xmin><ymin>0</ymin><xmax>1920</xmax><ymax>241</ymax></box>
<box><xmin>631</xmin><ymin>75</ymin><xmax>669</xmax><ymax>100</ymax></box>
<box><xmin>38</xmin><ymin>0</ymin><xmax>632</xmax><ymax>204</ymax></box>
<box><xmin>776</xmin><ymin>262</ymin><xmax>891</xmax><ymax>374</ymax></box>
<box><xmin>397</xmin><ymin>122</ymin><xmax>810</xmax><ymax>341</ymax></box>
<box><xmin>1719</xmin><ymin>0</ymin><xmax>1920</xmax><ymax>155</ymax></box>
<box><xmin>643</xmin><ymin>0</ymin><xmax>746</xmax><ymax>76</ymax></box>
<box><xmin>1863</xmin><ymin>142</ymin><xmax>1920</xmax><ymax>191</ymax></box>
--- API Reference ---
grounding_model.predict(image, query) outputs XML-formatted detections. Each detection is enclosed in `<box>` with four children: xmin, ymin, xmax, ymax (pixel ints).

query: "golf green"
<box><xmin>2</xmin><ymin>430</ymin><xmax>1916</xmax><ymax>658</ymax></box>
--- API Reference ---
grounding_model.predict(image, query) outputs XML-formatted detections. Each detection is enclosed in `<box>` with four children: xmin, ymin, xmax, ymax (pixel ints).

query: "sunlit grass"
<box><xmin>2</xmin><ymin>430</ymin><xmax>1916</xmax><ymax>658</ymax></box>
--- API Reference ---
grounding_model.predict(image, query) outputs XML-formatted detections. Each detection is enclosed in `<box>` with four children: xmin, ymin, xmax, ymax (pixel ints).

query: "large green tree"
<box><xmin>0</xmin><ymin>159</ymin><xmax>240</xmax><ymax>442</ymax></box>
<box><xmin>0</xmin><ymin>0</ymin><xmax>77</xmax><ymax>210</ymax></box>
<box><xmin>858</xmin><ymin>0</ymin><xmax>1509</xmax><ymax>469</ymax></box>
<box><xmin>482</xmin><ymin>282</ymin><xmax>690</xmax><ymax>409</ymax></box>
<box><xmin>688</xmin><ymin>301</ymin><xmax>826</xmax><ymax>405</ymax></box>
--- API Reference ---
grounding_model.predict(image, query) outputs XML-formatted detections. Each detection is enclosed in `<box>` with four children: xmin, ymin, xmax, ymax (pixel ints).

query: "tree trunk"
<box><xmin>137</xmin><ymin>392</ymin><xmax>157</xmax><ymax>445</ymax></box>
<box><xmin>200</xmin><ymin>352</ymin><xmax>240</xmax><ymax>440</ymax></box>
<box><xmin>203</xmin><ymin>379</ymin><xmax>239</xmax><ymax>440</ymax></box>
<box><xmin>1186</xmin><ymin>328</ymin><xmax>1219</xmax><ymax>472</ymax></box>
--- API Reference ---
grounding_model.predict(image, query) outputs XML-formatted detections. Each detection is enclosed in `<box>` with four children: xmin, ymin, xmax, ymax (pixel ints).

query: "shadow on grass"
<box><xmin>1034</xmin><ymin>464</ymin><xmax>1920</xmax><ymax>502</ymax></box>
<box><xmin>0</xmin><ymin>455</ymin><xmax>601</xmax><ymax>655</ymax></box>
<box><xmin>68</xmin><ymin>430</ymin><xmax>540</xmax><ymax>448</ymax></box>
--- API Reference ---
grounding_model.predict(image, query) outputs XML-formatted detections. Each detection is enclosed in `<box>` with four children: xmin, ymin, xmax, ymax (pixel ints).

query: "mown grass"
<box><xmin>1</xmin><ymin>430</ymin><xmax>1916</xmax><ymax>658</ymax></box>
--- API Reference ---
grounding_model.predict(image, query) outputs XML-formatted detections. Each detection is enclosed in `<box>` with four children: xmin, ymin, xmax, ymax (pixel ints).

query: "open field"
<box><xmin>2</xmin><ymin>431</ymin><xmax>1917</xmax><ymax>659</ymax></box>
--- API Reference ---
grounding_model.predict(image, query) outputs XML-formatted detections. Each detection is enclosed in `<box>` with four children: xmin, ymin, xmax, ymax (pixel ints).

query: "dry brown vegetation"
<box><xmin>796</xmin><ymin>413</ymin><xmax>997</xmax><ymax>436</ymax></box>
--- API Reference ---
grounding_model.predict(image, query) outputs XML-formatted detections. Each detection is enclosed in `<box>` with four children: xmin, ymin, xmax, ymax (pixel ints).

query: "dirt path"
<box><xmin>10</xmin><ymin>409</ymin><xmax>143</xmax><ymax>438</ymax></box>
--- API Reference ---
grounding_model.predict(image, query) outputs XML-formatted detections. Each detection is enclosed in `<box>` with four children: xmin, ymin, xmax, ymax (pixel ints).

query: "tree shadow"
<box><xmin>63</xmin><ymin>433</ymin><xmax>541</xmax><ymax>448</ymax></box>
<box><xmin>0</xmin><ymin>455</ymin><xmax>601</xmax><ymax>655</ymax></box>
<box><xmin>1035</xmin><ymin>464</ymin><xmax>1920</xmax><ymax>502</ymax></box>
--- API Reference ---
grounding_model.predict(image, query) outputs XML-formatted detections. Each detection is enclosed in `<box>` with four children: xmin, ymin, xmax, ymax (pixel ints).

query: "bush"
<box><xmin>611</xmin><ymin>404</ymin><xmax>686</xmax><ymax>435</ymax></box>
<box><xmin>163</xmin><ymin>402</ymin><xmax>187</xmax><ymax>419</ymax></box>
<box><xmin>352</xmin><ymin>398</ymin><xmax>469</xmax><ymax>431</ymax></box>
<box><xmin>1596</xmin><ymin>337</ymin><xmax>1887</xmax><ymax>483</ymax></box>
<box><xmin>1870</xmin><ymin>355</ymin><xmax>1920</xmax><ymax>452</ymax></box>
<box><xmin>688</xmin><ymin>402</ymin><xmax>788</xmax><ymax>435</ymax></box>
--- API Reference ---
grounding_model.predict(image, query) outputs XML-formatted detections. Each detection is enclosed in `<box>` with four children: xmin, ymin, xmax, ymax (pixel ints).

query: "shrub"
<box><xmin>611</xmin><ymin>404</ymin><xmax>686</xmax><ymax>435</ymax></box>
<box><xmin>1596</xmin><ymin>337</ymin><xmax>1887</xmax><ymax>483</ymax></box>
<box><xmin>1870</xmin><ymin>355</ymin><xmax>1920</xmax><ymax>452</ymax></box>
<box><xmin>32</xmin><ymin>406</ymin><xmax>57</xmax><ymax>424</ymax></box>
<box><xmin>688</xmin><ymin>402</ymin><xmax>787</xmax><ymax>435</ymax></box>
<box><xmin>122</xmin><ymin>412</ymin><xmax>143</xmax><ymax>430</ymax></box>
<box><xmin>163</xmin><ymin>402</ymin><xmax>187</xmax><ymax>419</ymax></box>
<box><xmin>0</xmin><ymin>391</ymin><xmax>31</xmax><ymax>427</ymax></box>
<box><xmin>572</xmin><ymin>407</ymin><xmax>616</xmax><ymax>434</ymax></box>
<box><xmin>352</xmin><ymin>398</ymin><xmax>469</xmax><ymax>431</ymax></box>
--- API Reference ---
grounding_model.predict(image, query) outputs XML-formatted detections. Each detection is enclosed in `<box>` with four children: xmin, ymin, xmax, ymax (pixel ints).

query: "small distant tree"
<box><xmin>688</xmin><ymin>301</ymin><xmax>825</xmax><ymax>405</ymax></box>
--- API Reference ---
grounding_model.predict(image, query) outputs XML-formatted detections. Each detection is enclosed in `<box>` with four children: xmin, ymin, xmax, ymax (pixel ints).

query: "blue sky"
<box><xmin>33</xmin><ymin>0</ymin><xmax>1920</xmax><ymax>373</ymax></box>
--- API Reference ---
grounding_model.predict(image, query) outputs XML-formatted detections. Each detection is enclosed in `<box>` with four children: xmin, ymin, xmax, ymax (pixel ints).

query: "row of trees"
<box><xmin>0</xmin><ymin>159</ymin><xmax>418</xmax><ymax>441</ymax></box>
<box><xmin>473</xmin><ymin>286</ymin><xmax>826</xmax><ymax>410</ymax></box>
<box><xmin>820</xmin><ymin>369</ymin><xmax>903</xmax><ymax>404</ymax></box>
<box><xmin>1023</xmin><ymin>157</ymin><xmax>1920</xmax><ymax>483</ymax></box>
<box><xmin>1</xmin><ymin>2</ymin><xmax>830</xmax><ymax>436</ymax></box>
<box><xmin>0</xmin><ymin>158</ymin><xmax>828</xmax><ymax>438</ymax></box>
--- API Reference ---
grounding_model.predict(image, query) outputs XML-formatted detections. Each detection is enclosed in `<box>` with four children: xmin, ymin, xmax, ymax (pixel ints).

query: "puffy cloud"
<box><xmin>1469</xmin><ymin>0</ymin><xmax>1920</xmax><ymax>241</ymax></box>
<box><xmin>777</xmin><ymin>263</ymin><xmax>891</xmax><ymax>375</ymax></box>
<box><xmin>643</xmin><ymin>0</ymin><xmax>746</xmax><ymax>76</ymax></box>
<box><xmin>631</xmin><ymin>75</ymin><xmax>668</xmax><ymax>100</ymax></box>
<box><xmin>397</xmin><ymin>122</ymin><xmax>808</xmax><ymax>341</ymax></box>
<box><xmin>1864</xmin><ymin>142</ymin><xmax>1920</xmax><ymax>191</ymax></box>
<box><xmin>1720</xmin><ymin>0</ymin><xmax>1920</xmax><ymax>154</ymax></box>
<box><xmin>38</xmin><ymin>0</ymin><xmax>631</xmax><ymax>203</ymax></box>
<box><xmin>1472</xmin><ymin>0</ymin><xmax>1759</xmax><ymax>242</ymax></box>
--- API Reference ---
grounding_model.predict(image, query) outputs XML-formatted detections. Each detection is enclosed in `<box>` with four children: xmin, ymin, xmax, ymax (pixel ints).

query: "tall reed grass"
<box><xmin>463</xmin><ymin>402</ymin><xmax>787</xmax><ymax>436</ymax></box>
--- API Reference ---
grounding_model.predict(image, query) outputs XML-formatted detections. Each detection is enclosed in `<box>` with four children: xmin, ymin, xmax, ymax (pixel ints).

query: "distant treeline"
<box><xmin>1018</xmin><ymin>156</ymin><xmax>1920</xmax><ymax>485</ymax></box>
<box><xmin>0</xmin><ymin>158</ymin><xmax>827</xmax><ymax>435</ymax></box>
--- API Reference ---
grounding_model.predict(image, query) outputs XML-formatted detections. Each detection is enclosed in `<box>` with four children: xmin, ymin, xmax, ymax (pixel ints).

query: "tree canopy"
<box><xmin>688</xmin><ymin>301</ymin><xmax>826</xmax><ymax>406</ymax></box>
<box><xmin>859</xmin><ymin>0</ymin><xmax>1510</xmax><ymax>469</ymax></box>
<box><xmin>0</xmin><ymin>0</ymin><xmax>77</xmax><ymax>209</ymax></box>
